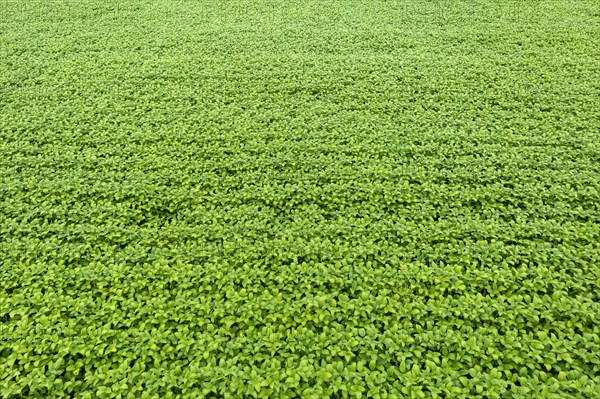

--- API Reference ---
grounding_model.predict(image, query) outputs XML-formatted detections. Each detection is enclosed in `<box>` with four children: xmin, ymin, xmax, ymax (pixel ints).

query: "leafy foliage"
<box><xmin>1</xmin><ymin>0</ymin><xmax>599</xmax><ymax>398</ymax></box>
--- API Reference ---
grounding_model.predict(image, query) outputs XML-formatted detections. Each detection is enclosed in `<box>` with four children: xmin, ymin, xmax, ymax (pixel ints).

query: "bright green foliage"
<box><xmin>1</xmin><ymin>0</ymin><xmax>599</xmax><ymax>397</ymax></box>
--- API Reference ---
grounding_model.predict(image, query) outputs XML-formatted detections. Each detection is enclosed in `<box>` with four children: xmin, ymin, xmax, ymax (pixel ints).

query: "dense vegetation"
<box><xmin>1</xmin><ymin>0</ymin><xmax>599</xmax><ymax>397</ymax></box>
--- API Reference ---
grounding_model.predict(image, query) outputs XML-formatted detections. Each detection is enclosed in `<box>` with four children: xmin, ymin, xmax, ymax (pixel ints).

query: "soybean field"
<box><xmin>1</xmin><ymin>1</ymin><xmax>599</xmax><ymax>398</ymax></box>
